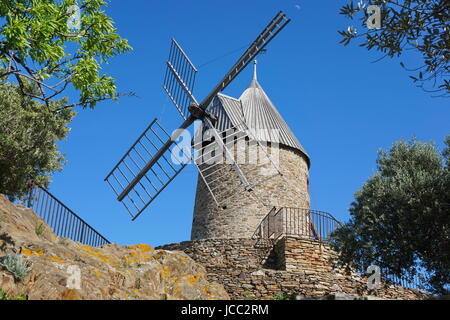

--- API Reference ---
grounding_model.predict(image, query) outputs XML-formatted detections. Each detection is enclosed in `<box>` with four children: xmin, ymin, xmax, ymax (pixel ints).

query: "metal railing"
<box><xmin>253</xmin><ymin>207</ymin><xmax>431</xmax><ymax>293</ymax></box>
<box><xmin>358</xmin><ymin>264</ymin><xmax>429</xmax><ymax>293</ymax></box>
<box><xmin>383</xmin><ymin>271</ymin><xmax>428</xmax><ymax>292</ymax></box>
<box><xmin>26</xmin><ymin>183</ymin><xmax>110</xmax><ymax>247</ymax></box>
<box><xmin>253</xmin><ymin>207</ymin><xmax>341</xmax><ymax>242</ymax></box>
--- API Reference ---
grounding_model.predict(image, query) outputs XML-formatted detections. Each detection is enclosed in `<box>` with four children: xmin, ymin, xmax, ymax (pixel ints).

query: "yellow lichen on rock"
<box><xmin>47</xmin><ymin>256</ymin><xmax>66</xmax><ymax>264</ymax></box>
<box><xmin>21</xmin><ymin>248</ymin><xmax>45</xmax><ymax>256</ymax></box>
<box><xmin>130</xmin><ymin>244</ymin><xmax>154</xmax><ymax>253</ymax></box>
<box><xmin>187</xmin><ymin>274</ymin><xmax>202</xmax><ymax>285</ymax></box>
<box><xmin>121</xmin><ymin>244</ymin><xmax>155</xmax><ymax>265</ymax></box>
<box><xmin>0</xmin><ymin>195</ymin><xmax>229</xmax><ymax>300</ymax></box>
<box><xmin>78</xmin><ymin>245</ymin><xmax>120</xmax><ymax>267</ymax></box>
<box><xmin>90</xmin><ymin>268</ymin><xmax>102</xmax><ymax>278</ymax></box>
<box><xmin>161</xmin><ymin>266</ymin><xmax>170</xmax><ymax>278</ymax></box>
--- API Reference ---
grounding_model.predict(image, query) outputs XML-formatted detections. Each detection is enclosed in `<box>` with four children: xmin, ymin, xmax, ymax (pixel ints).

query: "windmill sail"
<box><xmin>163</xmin><ymin>38</ymin><xmax>198</xmax><ymax>120</ymax></box>
<box><xmin>104</xmin><ymin>119</ymin><xmax>189</xmax><ymax>220</ymax></box>
<box><xmin>192</xmin><ymin>124</ymin><xmax>250</xmax><ymax>207</ymax></box>
<box><xmin>200</xmin><ymin>11</ymin><xmax>291</xmax><ymax>108</ymax></box>
<box><xmin>193</xmin><ymin>107</ymin><xmax>283</xmax><ymax>208</ymax></box>
<box><xmin>105</xmin><ymin>11</ymin><xmax>291</xmax><ymax>220</ymax></box>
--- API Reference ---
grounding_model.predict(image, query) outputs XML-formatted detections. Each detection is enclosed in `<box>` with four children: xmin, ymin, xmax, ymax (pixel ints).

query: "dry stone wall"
<box><xmin>157</xmin><ymin>237</ymin><xmax>429</xmax><ymax>300</ymax></box>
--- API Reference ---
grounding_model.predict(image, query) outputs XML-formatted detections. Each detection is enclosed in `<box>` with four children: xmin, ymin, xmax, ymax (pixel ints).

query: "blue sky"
<box><xmin>48</xmin><ymin>0</ymin><xmax>449</xmax><ymax>247</ymax></box>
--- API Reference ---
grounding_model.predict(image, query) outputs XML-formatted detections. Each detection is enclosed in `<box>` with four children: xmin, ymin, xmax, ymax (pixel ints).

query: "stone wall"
<box><xmin>157</xmin><ymin>237</ymin><xmax>429</xmax><ymax>300</ymax></box>
<box><xmin>191</xmin><ymin>145</ymin><xmax>310</xmax><ymax>240</ymax></box>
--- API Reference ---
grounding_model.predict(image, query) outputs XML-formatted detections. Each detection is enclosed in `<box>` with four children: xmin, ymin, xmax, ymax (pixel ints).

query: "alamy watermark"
<box><xmin>366</xmin><ymin>265</ymin><xmax>382</xmax><ymax>290</ymax></box>
<box><xmin>66</xmin><ymin>3</ymin><xmax>81</xmax><ymax>36</ymax></box>
<box><xmin>66</xmin><ymin>265</ymin><xmax>81</xmax><ymax>290</ymax></box>
<box><xmin>366</xmin><ymin>5</ymin><xmax>382</xmax><ymax>30</ymax></box>
<box><xmin>348</xmin><ymin>3</ymin><xmax>382</xmax><ymax>35</ymax></box>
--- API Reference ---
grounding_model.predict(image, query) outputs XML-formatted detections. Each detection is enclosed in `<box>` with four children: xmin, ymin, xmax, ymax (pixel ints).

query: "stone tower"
<box><xmin>191</xmin><ymin>62</ymin><xmax>310</xmax><ymax>240</ymax></box>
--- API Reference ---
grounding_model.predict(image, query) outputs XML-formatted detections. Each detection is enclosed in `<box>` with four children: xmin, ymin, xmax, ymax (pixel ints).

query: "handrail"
<box><xmin>252</xmin><ymin>207</ymin><xmax>341</xmax><ymax>242</ymax></box>
<box><xmin>253</xmin><ymin>207</ymin><xmax>431</xmax><ymax>293</ymax></box>
<box><xmin>26</xmin><ymin>183</ymin><xmax>110</xmax><ymax>247</ymax></box>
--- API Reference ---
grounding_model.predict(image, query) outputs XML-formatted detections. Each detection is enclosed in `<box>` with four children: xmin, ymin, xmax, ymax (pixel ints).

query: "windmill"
<box><xmin>104</xmin><ymin>11</ymin><xmax>295</xmax><ymax>222</ymax></box>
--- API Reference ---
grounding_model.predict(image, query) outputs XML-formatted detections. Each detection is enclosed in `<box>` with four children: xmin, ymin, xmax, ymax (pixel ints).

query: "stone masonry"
<box><xmin>157</xmin><ymin>237</ymin><xmax>429</xmax><ymax>300</ymax></box>
<box><xmin>191</xmin><ymin>145</ymin><xmax>310</xmax><ymax>240</ymax></box>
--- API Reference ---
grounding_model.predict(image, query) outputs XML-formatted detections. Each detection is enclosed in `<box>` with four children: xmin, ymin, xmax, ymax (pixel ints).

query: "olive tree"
<box><xmin>339</xmin><ymin>0</ymin><xmax>449</xmax><ymax>96</ymax></box>
<box><xmin>330</xmin><ymin>136</ymin><xmax>450</xmax><ymax>295</ymax></box>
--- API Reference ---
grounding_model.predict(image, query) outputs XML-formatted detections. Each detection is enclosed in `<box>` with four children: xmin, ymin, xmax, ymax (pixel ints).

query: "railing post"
<box><xmin>25</xmin><ymin>183</ymin><xmax>110</xmax><ymax>246</ymax></box>
<box><xmin>256</xmin><ymin>206</ymin><xmax>341</xmax><ymax>243</ymax></box>
<box><xmin>26</xmin><ymin>181</ymin><xmax>34</xmax><ymax>208</ymax></box>
<box><xmin>80</xmin><ymin>224</ymin><xmax>85</xmax><ymax>243</ymax></box>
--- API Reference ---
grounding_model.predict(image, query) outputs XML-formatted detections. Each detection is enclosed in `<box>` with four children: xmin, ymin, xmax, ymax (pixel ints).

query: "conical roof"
<box><xmin>239</xmin><ymin>61</ymin><xmax>309</xmax><ymax>164</ymax></box>
<box><xmin>203</xmin><ymin>61</ymin><xmax>310</xmax><ymax>166</ymax></box>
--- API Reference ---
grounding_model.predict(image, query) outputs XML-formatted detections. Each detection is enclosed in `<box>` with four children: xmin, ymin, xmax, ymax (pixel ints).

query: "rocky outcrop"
<box><xmin>0</xmin><ymin>195</ymin><xmax>229</xmax><ymax>300</ymax></box>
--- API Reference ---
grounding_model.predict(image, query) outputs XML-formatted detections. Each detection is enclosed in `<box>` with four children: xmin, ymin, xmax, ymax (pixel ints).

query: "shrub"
<box><xmin>0</xmin><ymin>81</ymin><xmax>74</xmax><ymax>200</ymax></box>
<box><xmin>0</xmin><ymin>288</ymin><xmax>7</xmax><ymax>300</ymax></box>
<box><xmin>271</xmin><ymin>292</ymin><xmax>292</xmax><ymax>300</ymax></box>
<box><xmin>0</xmin><ymin>289</ymin><xmax>26</xmax><ymax>300</ymax></box>
<box><xmin>35</xmin><ymin>222</ymin><xmax>45</xmax><ymax>237</ymax></box>
<box><xmin>0</xmin><ymin>254</ymin><xmax>32</xmax><ymax>281</ymax></box>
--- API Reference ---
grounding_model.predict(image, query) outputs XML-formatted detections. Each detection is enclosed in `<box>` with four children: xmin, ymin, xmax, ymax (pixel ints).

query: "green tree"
<box><xmin>0</xmin><ymin>0</ymin><xmax>132</xmax><ymax>110</ymax></box>
<box><xmin>0</xmin><ymin>80</ymin><xmax>74</xmax><ymax>199</ymax></box>
<box><xmin>0</xmin><ymin>1</ymin><xmax>131</xmax><ymax>197</ymax></box>
<box><xmin>330</xmin><ymin>137</ymin><xmax>450</xmax><ymax>295</ymax></box>
<box><xmin>339</xmin><ymin>1</ymin><xmax>449</xmax><ymax>96</ymax></box>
